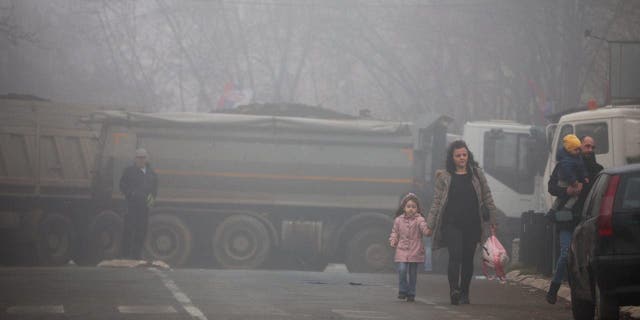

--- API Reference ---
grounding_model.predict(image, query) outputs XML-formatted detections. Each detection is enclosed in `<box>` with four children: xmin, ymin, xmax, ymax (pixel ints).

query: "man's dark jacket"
<box><xmin>119</xmin><ymin>165</ymin><xmax>158</xmax><ymax>206</ymax></box>
<box><xmin>547</xmin><ymin>153</ymin><xmax>603</xmax><ymax>229</ymax></box>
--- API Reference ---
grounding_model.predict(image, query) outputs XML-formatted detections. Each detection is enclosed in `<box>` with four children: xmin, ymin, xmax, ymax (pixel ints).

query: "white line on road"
<box><xmin>150</xmin><ymin>267</ymin><xmax>208</xmax><ymax>320</ymax></box>
<box><xmin>332</xmin><ymin>309</ymin><xmax>393</xmax><ymax>319</ymax></box>
<box><xmin>415</xmin><ymin>297</ymin><xmax>436</xmax><ymax>305</ymax></box>
<box><xmin>118</xmin><ymin>305</ymin><xmax>177</xmax><ymax>314</ymax></box>
<box><xmin>6</xmin><ymin>305</ymin><xmax>64</xmax><ymax>314</ymax></box>
<box><xmin>390</xmin><ymin>286</ymin><xmax>436</xmax><ymax>305</ymax></box>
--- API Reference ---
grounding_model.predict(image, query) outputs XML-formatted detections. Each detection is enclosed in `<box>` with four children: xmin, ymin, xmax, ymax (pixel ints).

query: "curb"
<box><xmin>506</xmin><ymin>270</ymin><xmax>571</xmax><ymax>302</ymax></box>
<box><xmin>506</xmin><ymin>270</ymin><xmax>640</xmax><ymax>319</ymax></box>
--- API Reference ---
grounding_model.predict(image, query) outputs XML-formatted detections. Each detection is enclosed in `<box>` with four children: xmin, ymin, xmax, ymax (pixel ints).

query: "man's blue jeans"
<box><xmin>398</xmin><ymin>262</ymin><xmax>419</xmax><ymax>296</ymax></box>
<box><xmin>552</xmin><ymin>229</ymin><xmax>572</xmax><ymax>284</ymax></box>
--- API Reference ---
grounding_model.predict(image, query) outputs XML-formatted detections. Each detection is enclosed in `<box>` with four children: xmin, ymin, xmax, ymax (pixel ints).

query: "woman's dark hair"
<box><xmin>395</xmin><ymin>193</ymin><xmax>423</xmax><ymax>217</ymax></box>
<box><xmin>445</xmin><ymin>140</ymin><xmax>478</xmax><ymax>174</ymax></box>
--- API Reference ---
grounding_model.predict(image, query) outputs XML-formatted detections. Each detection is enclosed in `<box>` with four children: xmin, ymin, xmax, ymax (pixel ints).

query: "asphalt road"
<box><xmin>0</xmin><ymin>264</ymin><xmax>572</xmax><ymax>320</ymax></box>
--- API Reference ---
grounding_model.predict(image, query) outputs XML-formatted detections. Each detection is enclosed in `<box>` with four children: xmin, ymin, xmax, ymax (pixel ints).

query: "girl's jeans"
<box><xmin>398</xmin><ymin>262</ymin><xmax>419</xmax><ymax>296</ymax></box>
<box><xmin>551</xmin><ymin>229</ymin><xmax>572</xmax><ymax>284</ymax></box>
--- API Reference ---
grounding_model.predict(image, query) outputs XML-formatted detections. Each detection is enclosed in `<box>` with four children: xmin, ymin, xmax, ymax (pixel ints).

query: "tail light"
<box><xmin>598</xmin><ymin>174</ymin><xmax>620</xmax><ymax>237</ymax></box>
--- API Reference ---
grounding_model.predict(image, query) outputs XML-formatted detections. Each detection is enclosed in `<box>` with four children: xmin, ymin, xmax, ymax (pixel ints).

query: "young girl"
<box><xmin>389</xmin><ymin>193</ymin><xmax>430</xmax><ymax>302</ymax></box>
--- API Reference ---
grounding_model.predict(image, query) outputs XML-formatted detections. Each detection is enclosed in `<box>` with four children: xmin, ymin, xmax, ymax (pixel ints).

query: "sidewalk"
<box><xmin>506</xmin><ymin>270</ymin><xmax>640</xmax><ymax>319</ymax></box>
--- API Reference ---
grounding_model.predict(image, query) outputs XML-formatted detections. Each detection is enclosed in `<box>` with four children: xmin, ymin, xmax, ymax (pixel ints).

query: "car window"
<box><xmin>585</xmin><ymin>174</ymin><xmax>610</xmax><ymax>218</ymax></box>
<box><xmin>616</xmin><ymin>173</ymin><xmax>640</xmax><ymax>210</ymax></box>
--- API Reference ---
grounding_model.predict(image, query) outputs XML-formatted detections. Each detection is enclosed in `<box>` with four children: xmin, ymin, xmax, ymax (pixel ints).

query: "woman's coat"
<box><xmin>425</xmin><ymin>167</ymin><xmax>498</xmax><ymax>251</ymax></box>
<box><xmin>389</xmin><ymin>213</ymin><xmax>430</xmax><ymax>262</ymax></box>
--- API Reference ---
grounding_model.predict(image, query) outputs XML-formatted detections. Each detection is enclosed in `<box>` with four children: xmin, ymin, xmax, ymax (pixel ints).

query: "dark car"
<box><xmin>568</xmin><ymin>163</ymin><xmax>640</xmax><ymax>319</ymax></box>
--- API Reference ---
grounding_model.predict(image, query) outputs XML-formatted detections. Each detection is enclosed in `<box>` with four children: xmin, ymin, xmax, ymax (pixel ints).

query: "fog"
<box><xmin>1</xmin><ymin>0</ymin><xmax>639</xmax><ymax>128</ymax></box>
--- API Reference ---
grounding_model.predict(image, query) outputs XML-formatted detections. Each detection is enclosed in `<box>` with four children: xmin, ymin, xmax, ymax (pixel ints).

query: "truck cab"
<box><xmin>462</xmin><ymin>121</ymin><xmax>548</xmax><ymax>219</ymax></box>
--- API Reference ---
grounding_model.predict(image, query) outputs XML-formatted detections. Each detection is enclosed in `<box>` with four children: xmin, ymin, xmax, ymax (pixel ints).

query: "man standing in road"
<box><xmin>546</xmin><ymin>135</ymin><xmax>603</xmax><ymax>304</ymax></box>
<box><xmin>119</xmin><ymin>148</ymin><xmax>158</xmax><ymax>260</ymax></box>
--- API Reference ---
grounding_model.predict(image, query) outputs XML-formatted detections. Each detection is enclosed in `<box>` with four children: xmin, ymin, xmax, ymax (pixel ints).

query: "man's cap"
<box><xmin>562</xmin><ymin>134</ymin><xmax>581</xmax><ymax>151</ymax></box>
<box><xmin>135</xmin><ymin>148</ymin><xmax>149</xmax><ymax>158</ymax></box>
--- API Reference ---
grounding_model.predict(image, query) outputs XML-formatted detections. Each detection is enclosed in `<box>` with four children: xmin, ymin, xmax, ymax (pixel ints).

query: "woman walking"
<box><xmin>425</xmin><ymin>140</ymin><xmax>498</xmax><ymax>305</ymax></box>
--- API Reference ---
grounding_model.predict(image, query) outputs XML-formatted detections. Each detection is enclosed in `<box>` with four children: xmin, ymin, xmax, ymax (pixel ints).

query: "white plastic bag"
<box><xmin>481</xmin><ymin>228</ymin><xmax>509</xmax><ymax>280</ymax></box>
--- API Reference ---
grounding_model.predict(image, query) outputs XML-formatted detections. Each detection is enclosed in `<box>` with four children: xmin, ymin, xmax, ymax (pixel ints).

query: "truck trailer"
<box><xmin>1</xmin><ymin>97</ymin><xmax>450</xmax><ymax>272</ymax></box>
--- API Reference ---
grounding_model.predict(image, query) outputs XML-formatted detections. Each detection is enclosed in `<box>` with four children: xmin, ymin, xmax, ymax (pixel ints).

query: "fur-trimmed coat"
<box><xmin>425</xmin><ymin>167</ymin><xmax>498</xmax><ymax>251</ymax></box>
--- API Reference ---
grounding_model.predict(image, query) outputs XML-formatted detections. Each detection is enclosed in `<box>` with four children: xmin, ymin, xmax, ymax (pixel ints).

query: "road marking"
<box><xmin>332</xmin><ymin>309</ymin><xmax>392</xmax><ymax>319</ymax></box>
<box><xmin>390</xmin><ymin>286</ymin><xmax>436</xmax><ymax>305</ymax></box>
<box><xmin>230</xmin><ymin>306</ymin><xmax>290</xmax><ymax>316</ymax></box>
<box><xmin>150</xmin><ymin>268</ymin><xmax>208</xmax><ymax>320</ymax></box>
<box><xmin>415</xmin><ymin>297</ymin><xmax>436</xmax><ymax>305</ymax></box>
<box><xmin>118</xmin><ymin>305</ymin><xmax>177</xmax><ymax>314</ymax></box>
<box><xmin>6</xmin><ymin>305</ymin><xmax>64</xmax><ymax>314</ymax></box>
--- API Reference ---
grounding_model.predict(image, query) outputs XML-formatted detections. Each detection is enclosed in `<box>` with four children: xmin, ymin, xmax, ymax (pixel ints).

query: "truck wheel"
<box><xmin>212</xmin><ymin>215</ymin><xmax>271</xmax><ymax>269</ymax></box>
<box><xmin>36</xmin><ymin>213</ymin><xmax>75</xmax><ymax>266</ymax></box>
<box><xmin>595</xmin><ymin>278</ymin><xmax>619</xmax><ymax>320</ymax></box>
<box><xmin>84</xmin><ymin>210</ymin><xmax>124</xmax><ymax>264</ymax></box>
<box><xmin>144</xmin><ymin>214</ymin><xmax>193</xmax><ymax>267</ymax></box>
<box><xmin>345</xmin><ymin>228</ymin><xmax>393</xmax><ymax>273</ymax></box>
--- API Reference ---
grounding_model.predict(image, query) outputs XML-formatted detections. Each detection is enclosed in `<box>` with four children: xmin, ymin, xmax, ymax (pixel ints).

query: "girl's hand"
<box><xmin>390</xmin><ymin>239</ymin><xmax>397</xmax><ymax>248</ymax></box>
<box><xmin>425</xmin><ymin>228</ymin><xmax>432</xmax><ymax>237</ymax></box>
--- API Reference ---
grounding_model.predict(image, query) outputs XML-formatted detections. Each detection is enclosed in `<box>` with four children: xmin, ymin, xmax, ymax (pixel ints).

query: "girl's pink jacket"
<box><xmin>389</xmin><ymin>213</ymin><xmax>430</xmax><ymax>262</ymax></box>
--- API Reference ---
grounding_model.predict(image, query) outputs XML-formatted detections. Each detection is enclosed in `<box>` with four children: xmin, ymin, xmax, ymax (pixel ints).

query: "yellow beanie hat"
<box><xmin>563</xmin><ymin>134</ymin><xmax>581</xmax><ymax>151</ymax></box>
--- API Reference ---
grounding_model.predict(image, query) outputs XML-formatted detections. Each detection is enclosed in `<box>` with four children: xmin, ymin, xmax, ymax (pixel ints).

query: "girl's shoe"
<box><xmin>397</xmin><ymin>293</ymin><xmax>407</xmax><ymax>300</ymax></box>
<box><xmin>406</xmin><ymin>295</ymin><xmax>415</xmax><ymax>302</ymax></box>
<box><xmin>450</xmin><ymin>289</ymin><xmax>460</xmax><ymax>305</ymax></box>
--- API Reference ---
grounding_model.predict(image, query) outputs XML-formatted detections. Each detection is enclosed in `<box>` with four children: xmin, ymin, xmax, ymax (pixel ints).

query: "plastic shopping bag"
<box><xmin>481</xmin><ymin>228</ymin><xmax>509</xmax><ymax>281</ymax></box>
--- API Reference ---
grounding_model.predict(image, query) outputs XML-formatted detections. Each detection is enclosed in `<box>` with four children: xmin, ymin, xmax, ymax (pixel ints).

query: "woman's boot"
<box><xmin>546</xmin><ymin>282</ymin><xmax>561</xmax><ymax>304</ymax></box>
<box><xmin>459</xmin><ymin>289</ymin><xmax>470</xmax><ymax>304</ymax></box>
<box><xmin>450</xmin><ymin>288</ymin><xmax>460</xmax><ymax>305</ymax></box>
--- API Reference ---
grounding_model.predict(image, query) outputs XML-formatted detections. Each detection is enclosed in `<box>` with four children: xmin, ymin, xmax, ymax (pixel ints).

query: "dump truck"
<box><xmin>0</xmin><ymin>95</ymin><xmax>103</xmax><ymax>265</ymax></box>
<box><xmin>1</xmin><ymin>97</ymin><xmax>450</xmax><ymax>272</ymax></box>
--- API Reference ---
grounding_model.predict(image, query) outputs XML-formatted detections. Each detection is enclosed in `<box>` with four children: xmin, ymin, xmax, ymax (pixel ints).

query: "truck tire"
<box><xmin>36</xmin><ymin>213</ymin><xmax>75</xmax><ymax>266</ymax></box>
<box><xmin>144</xmin><ymin>214</ymin><xmax>193</xmax><ymax>267</ymax></box>
<box><xmin>595</xmin><ymin>278</ymin><xmax>619</xmax><ymax>320</ymax></box>
<box><xmin>83</xmin><ymin>210</ymin><xmax>124</xmax><ymax>265</ymax></box>
<box><xmin>212</xmin><ymin>215</ymin><xmax>271</xmax><ymax>269</ymax></box>
<box><xmin>345</xmin><ymin>228</ymin><xmax>394</xmax><ymax>273</ymax></box>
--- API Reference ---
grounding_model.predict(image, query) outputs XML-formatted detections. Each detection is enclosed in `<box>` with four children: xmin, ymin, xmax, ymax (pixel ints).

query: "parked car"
<box><xmin>568</xmin><ymin>163</ymin><xmax>640</xmax><ymax>320</ymax></box>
